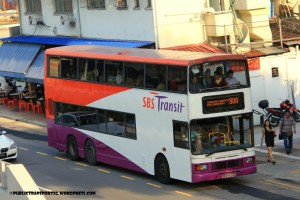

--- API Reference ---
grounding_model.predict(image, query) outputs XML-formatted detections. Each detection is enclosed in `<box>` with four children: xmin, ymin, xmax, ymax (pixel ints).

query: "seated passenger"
<box><xmin>212</xmin><ymin>71</ymin><xmax>229</xmax><ymax>87</ymax></box>
<box><xmin>202</xmin><ymin>69</ymin><xmax>213</xmax><ymax>88</ymax></box>
<box><xmin>216</xmin><ymin>66</ymin><xmax>225</xmax><ymax>78</ymax></box>
<box><xmin>191</xmin><ymin>127</ymin><xmax>203</xmax><ymax>154</ymax></box>
<box><xmin>189</xmin><ymin>75</ymin><xmax>203</xmax><ymax>93</ymax></box>
<box><xmin>156</xmin><ymin>75</ymin><xmax>166</xmax><ymax>91</ymax></box>
<box><xmin>225</xmin><ymin>70</ymin><xmax>240</xmax><ymax>86</ymax></box>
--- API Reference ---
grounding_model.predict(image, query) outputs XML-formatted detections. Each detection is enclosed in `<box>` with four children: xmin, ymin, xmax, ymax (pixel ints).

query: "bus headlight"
<box><xmin>246</xmin><ymin>157</ymin><xmax>254</xmax><ymax>164</ymax></box>
<box><xmin>195</xmin><ymin>164</ymin><xmax>208</xmax><ymax>171</ymax></box>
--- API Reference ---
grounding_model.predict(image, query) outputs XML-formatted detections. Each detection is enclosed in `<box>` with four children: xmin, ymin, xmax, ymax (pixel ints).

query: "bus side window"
<box><xmin>145</xmin><ymin>64</ymin><xmax>166</xmax><ymax>90</ymax></box>
<box><xmin>124</xmin><ymin>62</ymin><xmax>144</xmax><ymax>87</ymax></box>
<box><xmin>173</xmin><ymin>121</ymin><xmax>189</xmax><ymax>149</ymax></box>
<box><xmin>125</xmin><ymin>114</ymin><xmax>136</xmax><ymax>139</ymax></box>
<box><xmin>96</xmin><ymin>60</ymin><xmax>105</xmax><ymax>83</ymax></box>
<box><xmin>168</xmin><ymin>66</ymin><xmax>187</xmax><ymax>93</ymax></box>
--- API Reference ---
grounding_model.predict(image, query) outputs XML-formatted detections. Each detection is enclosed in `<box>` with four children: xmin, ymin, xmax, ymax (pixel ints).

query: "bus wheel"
<box><xmin>84</xmin><ymin>140</ymin><xmax>97</xmax><ymax>165</ymax></box>
<box><xmin>67</xmin><ymin>136</ymin><xmax>79</xmax><ymax>161</ymax></box>
<box><xmin>155</xmin><ymin>155</ymin><xmax>171</xmax><ymax>184</ymax></box>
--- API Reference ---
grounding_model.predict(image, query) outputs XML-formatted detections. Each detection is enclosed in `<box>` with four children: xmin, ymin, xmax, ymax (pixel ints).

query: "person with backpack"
<box><xmin>279</xmin><ymin>110</ymin><xmax>297</xmax><ymax>154</ymax></box>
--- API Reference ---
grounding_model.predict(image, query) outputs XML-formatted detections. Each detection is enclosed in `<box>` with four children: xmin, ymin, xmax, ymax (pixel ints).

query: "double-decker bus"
<box><xmin>45</xmin><ymin>45</ymin><xmax>256</xmax><ymax>184</ymax></box>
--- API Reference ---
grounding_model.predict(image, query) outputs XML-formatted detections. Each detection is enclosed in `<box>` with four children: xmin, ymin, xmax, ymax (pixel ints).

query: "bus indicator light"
<box><xmin>195</xmin><ymin>164</ymin><xmax>208</xmax><ymax>171</ymax></box>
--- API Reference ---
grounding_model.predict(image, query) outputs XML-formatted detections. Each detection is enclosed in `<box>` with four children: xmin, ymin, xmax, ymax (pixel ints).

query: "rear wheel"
<box><xmin>67</xmin><ymin>136</ymin><xmax>79</xmax><ymax>161</ymax></box>
<box><xmin>155</xmin><ymin>155</ymin><xmax>171</xmax><ymax>184</ymax></box>
<box><xmin>84</xmin><ymin>140</ymin><xmax>97</xmax><ymax>165</ymax></box>
<box><xmin>267</xmin><ymin>115</ymin><xmax>279</xmax><ymax>127</ymax></box>
<box><xmin>293</xmin><ymin>111</ymin><xmax>300</xmax><ymax>122</ymax></box>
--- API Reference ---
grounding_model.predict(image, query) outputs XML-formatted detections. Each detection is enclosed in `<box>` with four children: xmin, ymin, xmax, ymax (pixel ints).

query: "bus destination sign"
<box><xmin>202</xmin><ymin>93</ymin><xmax>245</xmax><ymax>114</ymax></box>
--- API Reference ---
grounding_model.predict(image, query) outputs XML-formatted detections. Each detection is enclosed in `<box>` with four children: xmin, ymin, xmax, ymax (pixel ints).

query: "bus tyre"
<box><xmin>155</xmin><ymin>155</ymin><xmax>171</xmax><ymax>184</ymax></box>
<box><xmin>85</xmin><ymin>140</ymin><xmax>97</xmax><ymax>165</ymax></box>
<box><xmin>67</xmin><ymin>136</ymin><xmax>79</xmax><ymax>161</ymax></box>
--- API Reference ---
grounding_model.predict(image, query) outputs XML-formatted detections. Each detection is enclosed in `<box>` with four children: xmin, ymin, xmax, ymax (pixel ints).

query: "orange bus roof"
<box><xmin>45</xmin><ymin>45</ymin><xmax>246</xmax><ymax>66</ymax></box>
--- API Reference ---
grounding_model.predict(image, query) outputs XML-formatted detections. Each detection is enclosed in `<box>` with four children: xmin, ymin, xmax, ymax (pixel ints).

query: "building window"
<box><xmin>146</xmin><ymin>0</ymin><xmax>152</xmax><ymax>9</ymax></box>
<box><xmin>134</xmin><ymin>0</ymin><xmax>140</xmax><ymax>9</ymax></box>
<box><xmin>25</xmin><ymin>0</ymin><xmax>42</xmax><ymax>14</ymax></box>
<box><xmin>55</xmin><ymin>0</ymin><xmax>73</xmax><ymax>14</ymax></box>
<box><xmin>88</xmin><ymin>0</ymin><xmax>105</xmax><ymax>9</ymax></box>
<box><xmin>117</xmin><ymin>0</ymin><xmax>127</xmax><ymax>8</ymax></box>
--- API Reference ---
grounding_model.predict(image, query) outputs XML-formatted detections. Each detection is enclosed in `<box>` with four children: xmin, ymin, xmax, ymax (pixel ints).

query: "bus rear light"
<box><xmin>162</xmin><ymin>147</ymin><xmax>166</xmax><ymax>152</ymax></box>
<box><xmin>195</xmin><ymin>164</ymin><xmax>208</xmax><ymax>171</ymax></box>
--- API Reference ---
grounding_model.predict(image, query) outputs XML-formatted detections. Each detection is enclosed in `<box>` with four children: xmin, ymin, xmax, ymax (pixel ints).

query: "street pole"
<box><xmin>2</xmin><ymin>0</ymin><xmax>6</xmax><ymax>20</ymax></box>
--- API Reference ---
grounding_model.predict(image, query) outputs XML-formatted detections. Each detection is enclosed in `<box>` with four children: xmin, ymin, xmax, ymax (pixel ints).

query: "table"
<box><xmin>24</xmin><ymin>95</ymin><xmax>37</xmax><ymax>99</ymax></box>
<box><xmin>9</xmin><ymin>92</ymin><xmax>21</xmax><ymax>99</ymax></box>
<box><xmin>0</xmin><ymin>90</ymin><xmax>6</xmax><ymax>98</ymax></box>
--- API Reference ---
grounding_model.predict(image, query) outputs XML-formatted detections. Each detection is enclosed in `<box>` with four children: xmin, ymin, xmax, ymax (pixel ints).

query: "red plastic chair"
<box><xmin>8</xmin><ymin>99</ymin><xmax>17</xmax><ymax>110</ymax></box>
<box><xmin>26</xmin><ymin>102</ymin><xmax>34</xmax><ymax>111</ymax></box>
<box><xmin>1</xmin><ymin>97</ymin><xmax>9</xmax><ymax>105</ymax></box>
<box><xmin>33</xmin><ymin>104</ymin><xmax>42</xmax><ymax>114</ymax></box>
<box><xmin>18</xmin><ymin>100</ymin><xmax>27</xmax><ymax>112</ymax></box>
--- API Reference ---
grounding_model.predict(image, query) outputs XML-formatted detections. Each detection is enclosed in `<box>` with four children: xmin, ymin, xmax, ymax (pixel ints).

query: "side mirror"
<box><xmin>1</xmin><ymin>131</ymin><xmax>7</xmax><ymax>135</ymax></box>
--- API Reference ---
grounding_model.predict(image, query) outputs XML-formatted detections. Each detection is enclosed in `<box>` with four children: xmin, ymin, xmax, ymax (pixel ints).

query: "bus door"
<box><xmin>172</xmin><ymin>121</ymin><xmax>193</xmax><ymax>182</ymax></box>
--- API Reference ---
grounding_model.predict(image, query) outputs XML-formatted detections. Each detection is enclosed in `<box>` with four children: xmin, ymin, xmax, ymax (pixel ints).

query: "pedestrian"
<box><xmin>279</xmin><ymin>110</ymin><xmax>296</xmax><ymax>154</ymax></box>
<box><xmin>261</xmin><ymin>120</ymin><xmax>276</xmax><ymax>164</ymax></box>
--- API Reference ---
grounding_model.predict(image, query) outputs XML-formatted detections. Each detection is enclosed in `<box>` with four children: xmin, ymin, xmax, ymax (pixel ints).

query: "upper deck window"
<box><xmin>47</xmin><ymin>56</ymin><xmax>188</xmax><ymax>94</ymax></box>
<box><xmin>189</xmin><ymin>60</ymin><xmax>249</xmax><ymax>94</ymax></box>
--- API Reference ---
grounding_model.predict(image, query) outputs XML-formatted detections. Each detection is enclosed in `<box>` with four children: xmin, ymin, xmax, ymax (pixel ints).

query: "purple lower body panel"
<box><xmin>47</xmin><ymin>119</ymin><xmax>147</xmax><ymax>174</ymax></box>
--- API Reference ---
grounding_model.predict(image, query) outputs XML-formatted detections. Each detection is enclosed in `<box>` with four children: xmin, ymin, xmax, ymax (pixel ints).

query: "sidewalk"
<box><xmin>0</xmin><ymin>103</ymin><xmax>299</xmax><ymax>184</ymax></box>
<box><xmin>255</xmin><ymin>138</ymin><xmax>300</xmax><ymax>185</ymax></box>
<box><xmin>0</xmin><ymin>101</ymin><xmax>46</xmax><ymax>127</ymax></box>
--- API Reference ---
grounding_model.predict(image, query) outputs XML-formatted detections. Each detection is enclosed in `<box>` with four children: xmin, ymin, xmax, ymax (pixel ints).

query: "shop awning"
<box><xmin>1</xmin><ymin>35</ymin><xmax>154</xmax><ymax>48</ymax></box>
<box><xmin>25</xmin><ymin>50</ymin><xmax>45</xmax><ymax>85</ymax></box>
<box><xmin>0</xmin><ymin>42</ymin><xmax>41</xmax><ymax>79</ymax></box>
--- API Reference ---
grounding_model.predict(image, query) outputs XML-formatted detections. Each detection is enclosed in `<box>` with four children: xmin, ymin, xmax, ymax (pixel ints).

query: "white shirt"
<box><xmin>225</xmin><ymin>77</ymin><xmax>239</xmax><ymax>86</ymax></box>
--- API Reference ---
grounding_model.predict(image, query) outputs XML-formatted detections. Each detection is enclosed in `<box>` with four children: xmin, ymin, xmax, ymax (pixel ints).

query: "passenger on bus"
<box><xmin>216</xmin><ymin>66</ymin><xmax>225</xmax><ymax>77</ymax></box>
<box><xmin>191</xmin><ymin>127</ymin><xmax>203</xmax><ymax>153</ymax></box>
<box><xmin>156</xmin><ymin>75</ymin><xmax>166</xmax><ymax>91</ymax></box>
<box><xmin>225</xmin><ymin>70</ymin><xmax>240</xmax><ymax>86</ymax></box>
<box><xmin>107</xmin><ymin>68</ymin><xmax>117</xmax><ymax>84</ymax></box>
<box><xmin>116</xmin><ymin>69</ymin><xmax>123</xmax><ymax>85</ymax></box>
<box><xmin>212</xmin><ymin>71</ymin><xmax>228</xmax><ymax>87</ymax></box>
<box><xmin>202</xmin><ymin>69</ymin><xmax>213</xmax><ymax>88</ymax></box>
<box><xmin>189</xmin><ymin>75</ymin><xmax>203</xmax><ymax>93</ymax></box>
<box><xmin>136</xmin><ymin>75</ymin><xmax>144</xmax><ymax>87</ymax></box>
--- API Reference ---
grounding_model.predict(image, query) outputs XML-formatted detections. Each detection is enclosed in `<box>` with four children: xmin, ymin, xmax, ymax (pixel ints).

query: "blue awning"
<box><xmin>1</xmin><ymin>36</ymin><xmax>154</xmax><ymax>48</ymax></box>
<box><xmin>0</xmin><ymin>42</ymin><xmax>41</xmax><ymax>79</ymax></box>
<box><xmin>25</xmin><ymin>50</ymin><xmax>45</xmax><ymax>84</ymax></box>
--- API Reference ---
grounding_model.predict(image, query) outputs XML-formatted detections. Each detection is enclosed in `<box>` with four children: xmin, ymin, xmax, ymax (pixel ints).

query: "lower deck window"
<box><xmin>54</xmin><ymin>102</ymin><xmax>136</xmax><ymax>139</ymax></box>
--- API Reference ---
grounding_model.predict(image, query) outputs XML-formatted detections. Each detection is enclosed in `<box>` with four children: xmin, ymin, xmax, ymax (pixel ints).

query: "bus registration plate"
<box><xmin>222</xmin><ymin>172</ymin><xmax>236</xmax><ymax>179</ymax></box>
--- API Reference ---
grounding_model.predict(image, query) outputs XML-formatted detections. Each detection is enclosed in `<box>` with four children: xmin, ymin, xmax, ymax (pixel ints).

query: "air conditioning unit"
<box><xmin>35</xmin><ymin>15</ymin><xmax>43</xmax><ymax>24</ymax></box>
<box><xmin>68</xmin><ymin>15</ymin><xmax>76</xmax><ymax>26</ymax></box>
<box><xmin>28</xmin><ymin>15</ymin><xmax>43</xmax><ymax>25</ymax></box>
<box><xmin>28</xmin><ymin>15</ymin><xmax>33</xmax><ymax>25</ymax></box>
